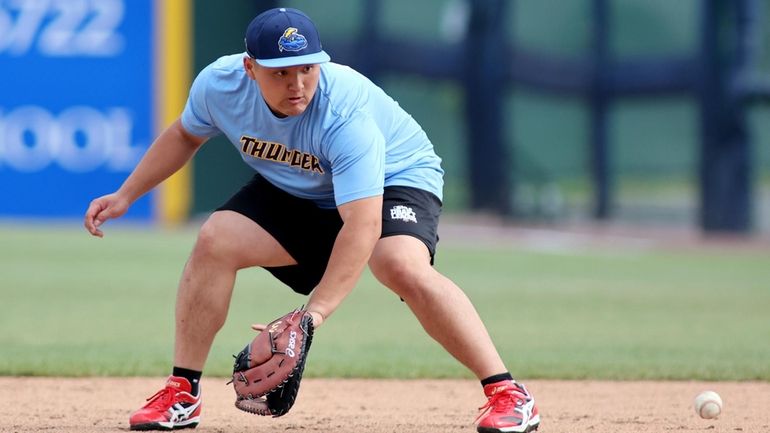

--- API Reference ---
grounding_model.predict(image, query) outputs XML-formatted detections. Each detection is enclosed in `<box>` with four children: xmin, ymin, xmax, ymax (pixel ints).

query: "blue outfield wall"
<box><xmin>0</xmin><ymin>0</ymin><xmax>155</xmax><ymax>219</ymax></box>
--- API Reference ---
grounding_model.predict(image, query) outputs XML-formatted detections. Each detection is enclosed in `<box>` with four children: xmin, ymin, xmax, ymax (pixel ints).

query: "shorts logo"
<box><xmin>390</xmin><ymin>205</ymin><xmax>417</xmax><ymax>223</ymax></box>
<box><xmin>278</xmin><ymin>27</ymin><xmax>308</xmax><ymax>52</ymax></box>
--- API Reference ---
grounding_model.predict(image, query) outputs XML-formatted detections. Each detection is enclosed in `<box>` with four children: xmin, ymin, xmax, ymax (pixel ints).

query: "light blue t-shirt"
<box><xmin>181</xmin><ymin>54</ymin><xmax>444</xmax><ymax>209</ymax></box>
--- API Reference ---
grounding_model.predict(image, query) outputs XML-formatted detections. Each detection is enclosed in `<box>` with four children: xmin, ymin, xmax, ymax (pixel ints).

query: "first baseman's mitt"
<box><xmin>231</xmin><ymin>307</ymin><xmax>314</xmax><ymax>417</ymax></box>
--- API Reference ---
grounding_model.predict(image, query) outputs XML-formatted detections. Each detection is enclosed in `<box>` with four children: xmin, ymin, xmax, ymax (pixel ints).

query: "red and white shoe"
<box><xmin>129</xmin><ymin>376</ymin><xmax>202</xmax><ymax>431</ymax></box>
<box><xmin>476</xmin><ymin>381</ymin><xmax>540</xmax><ymax>433</ymax></box>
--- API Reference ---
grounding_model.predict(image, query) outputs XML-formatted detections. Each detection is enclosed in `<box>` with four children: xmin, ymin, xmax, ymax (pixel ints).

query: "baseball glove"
<box><xmin>231</xmin><ymin>307</ymin><xmax>314</xmax><ymax>417</ymax></box>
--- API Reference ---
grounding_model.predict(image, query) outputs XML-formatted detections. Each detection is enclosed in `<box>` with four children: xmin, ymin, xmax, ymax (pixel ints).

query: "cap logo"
<box><xmin>278</xmin><ymin>27</ymin><xmax>308</xmax><ymax>52</ymax></box>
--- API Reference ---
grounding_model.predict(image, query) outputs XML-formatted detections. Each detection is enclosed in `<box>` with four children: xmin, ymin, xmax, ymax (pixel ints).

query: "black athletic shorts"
<box><xmin>216</xmin><ymin>174</ymin><xmax>442</xmax><ymax>295</ymax></box>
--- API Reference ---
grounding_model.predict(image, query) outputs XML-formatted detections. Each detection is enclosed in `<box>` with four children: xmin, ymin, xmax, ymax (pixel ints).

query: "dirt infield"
<box><xmin>2</xmin><ymin>378</ymin><xmax>768</xmax><ymax>433</ymax></box>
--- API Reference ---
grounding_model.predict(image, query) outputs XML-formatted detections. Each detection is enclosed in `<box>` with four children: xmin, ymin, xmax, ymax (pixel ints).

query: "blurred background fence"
<box><xmin>2</xmin><ymin>0</ymin><xmax>769</xmax><ymax>234</ymax></box>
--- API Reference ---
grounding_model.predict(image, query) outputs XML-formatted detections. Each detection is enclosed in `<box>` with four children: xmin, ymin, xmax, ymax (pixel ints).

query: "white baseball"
<box><xmin>694</xmin><ymin>390</ymin><xmax>722</xmax><ymax>419</ymax></box>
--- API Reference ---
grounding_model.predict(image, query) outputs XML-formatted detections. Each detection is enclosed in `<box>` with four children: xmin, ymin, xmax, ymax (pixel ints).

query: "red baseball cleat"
<box><xmin>476</xmin><ymin>381</ymin><xmax>540</xmax><ymax>433</ymax></box>
<box><xmin>129</xmin><ymin>376</ymin><xmax>202</xmax><ymax>431</ymax></box>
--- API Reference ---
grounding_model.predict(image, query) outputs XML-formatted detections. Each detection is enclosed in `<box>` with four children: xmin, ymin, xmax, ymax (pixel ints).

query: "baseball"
<box><xmin>694</xmin><ymin>390</ymin><xmax>722</xmax><ymax>419</ymax></box>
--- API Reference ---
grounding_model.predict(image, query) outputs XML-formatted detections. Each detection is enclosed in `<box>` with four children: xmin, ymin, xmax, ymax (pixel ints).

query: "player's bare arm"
<box><xmin>84</xmin><ymin>119</ymin><xmax>207</xmax><ymax>237</ymax></box>
<box><xmin>305</xmin><ymin>195</ymin><xmax>383</xmax><ymax>326</ymax></box>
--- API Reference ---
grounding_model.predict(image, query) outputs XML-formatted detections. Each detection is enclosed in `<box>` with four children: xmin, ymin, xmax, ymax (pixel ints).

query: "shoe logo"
<box><xmin>168</xmin><ymin>399</ymin><xmax>200</xmax><ymax>423</ymax></box>
<box><xmin>390</xmin><ymin>205</ymin><xmax>417</xmax><ymax>223</ymax></box>
<box><xmin>490</xmin><ymin>385</ymin><xmax>507</xmax><ymax>395</ymax></box>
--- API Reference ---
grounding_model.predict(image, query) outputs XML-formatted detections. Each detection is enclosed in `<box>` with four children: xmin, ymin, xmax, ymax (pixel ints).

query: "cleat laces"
<box><xmin>143</xmin><ymin>386</ymin><xmax>177</xmax><ymax>410</ymax></box>
<box><xmin>475</xmin><ymin>387</ymin><xmax>527</xmax><ymax>423</ymax></box>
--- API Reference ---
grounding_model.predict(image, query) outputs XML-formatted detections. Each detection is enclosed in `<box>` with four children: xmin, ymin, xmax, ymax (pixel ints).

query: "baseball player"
<box><xmin>84</xmin><ymin>8</ymin><xmax>539</xmax><ymax>433</ymax></box>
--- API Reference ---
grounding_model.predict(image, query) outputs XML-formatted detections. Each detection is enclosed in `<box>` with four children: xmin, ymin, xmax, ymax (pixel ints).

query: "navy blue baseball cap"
<box><xmin>245</xmin><ymin>7</ymin><xmax>331</xmax><ymax>68</ymax></box>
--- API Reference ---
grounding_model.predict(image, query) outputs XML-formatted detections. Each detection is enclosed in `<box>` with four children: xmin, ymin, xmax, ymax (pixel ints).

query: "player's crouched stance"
<box><xmin>85</xmin><ymin>6</ymin><xmax>543</xmax><ymax>433</ymax></box>
<box><xmin>129</xmin><ymin>376</ymin><xmax>201</xmax><ymax>431</ymax></box>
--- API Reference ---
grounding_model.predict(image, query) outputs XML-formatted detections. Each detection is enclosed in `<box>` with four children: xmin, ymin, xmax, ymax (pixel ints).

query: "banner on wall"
<box><xmin>0</xmin><ymin>0</ymin><xmax>155</xmax><ymax>219</ymax></box>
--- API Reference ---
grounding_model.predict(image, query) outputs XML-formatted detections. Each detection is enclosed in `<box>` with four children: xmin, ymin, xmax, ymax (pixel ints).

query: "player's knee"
<box><xmin>191</xmin><ymin>218</ymin><xmax>237</xmax><ymax>265</ymax></box>
<box><xmin>372</xmin><ymin>256</ymin><xmax>432</xmax><ymax>300</ymax></box>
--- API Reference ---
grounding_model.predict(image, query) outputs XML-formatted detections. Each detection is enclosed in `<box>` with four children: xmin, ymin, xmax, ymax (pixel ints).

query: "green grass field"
<box><xmin>1</xmin><ymin>223</ymin><xmax>768</xmax><ymax>381</ymax></box>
